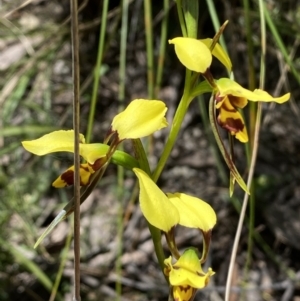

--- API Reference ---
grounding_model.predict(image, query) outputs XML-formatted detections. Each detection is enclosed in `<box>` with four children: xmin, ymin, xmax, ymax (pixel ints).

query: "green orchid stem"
<box><xmin>153</xmin><ymin>69</ymin><xmax>192</xmax><ymax>182</ymax></box>
<box><xmin>148</xmin><ymin>223</ymin><xmax>166</xmax><ymax>278</ymax></box>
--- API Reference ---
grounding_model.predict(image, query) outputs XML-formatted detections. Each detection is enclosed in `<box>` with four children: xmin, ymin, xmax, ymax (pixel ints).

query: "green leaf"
<box><xmin>34</xmin><ymin>210</ymin><xmax>67</xmax><ymax>248</ymax></box>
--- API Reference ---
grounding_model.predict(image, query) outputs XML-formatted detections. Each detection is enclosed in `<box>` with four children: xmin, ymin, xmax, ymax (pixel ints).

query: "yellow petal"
<box><xmin>252</xmin><ymin>89</ymin><xmax>290</xmax><ymax>103</ymax></box>
<box><xmin>217</xmin><ymin>78</ymin><xmax>290</xmax><ymax>103</ymax></box>
<box><xmin>133</xmin><ymin>168</ymin><xmax>179</xmax><ymax>232</ymax></box>
<box><xmin>165</xmin><ymin>249</ymin><xmax>214</xmax><ymax>288</ymax></box>
<box><xmin>112</xmin><ymin>99</ymin><xmax>168</xmax><ymax>140</ymax></box>
<box><xmin>228</xmin><ymin>95</ymin><xmax>248</xmax><ymax>109</ymax></box>
<box><xmin>169</xmin><ymin>37</ymin><xmax>212</xmax><ymax>73</ymax></box>
<box><xmin>173</xmin><ymin>285</ymin><xmax>196</xmax><ymax>301</ymax></box>
<box><xmin>52</xmin><ymin>163</ymin><xmax>94</xmax><ymax>188</ymax></box>
<box><xmin>167</xmin><ymin>193</ymin><xmax>217</xmax><ymax>231</ymax></box>
<box><xmin>22</xmin><ymin>130</ymin><xmax>85</xmax><ymax>156</ymax></box>
<box><xmin>80</xmin><ymin>143</ymin><xmax>109</xmax><ymax>164</ymax></box>
<box><xmin>201</xmin><ymin>38</ymin><xmax>232</xmax><ymax>71</ymax></box>
<box><xmin>22</xmin><ymin>130</ymin><xmax>109</xmax><ymax>164</ymax></box>
<box><xmin>218</xmin><ymin>98</ymin><xmax>248</xmax><ymax>143</ymax></box>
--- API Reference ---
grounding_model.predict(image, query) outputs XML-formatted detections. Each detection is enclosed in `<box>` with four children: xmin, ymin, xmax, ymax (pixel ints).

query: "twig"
<box><xmin>225</xmin><ymin>0</ymin><xmax>266</xmax><ymax>299</ymax></box>
<box><xmin>70</xmin><ymin>0</ymin><xmax>81</xmax><ymax>299</ymax></box>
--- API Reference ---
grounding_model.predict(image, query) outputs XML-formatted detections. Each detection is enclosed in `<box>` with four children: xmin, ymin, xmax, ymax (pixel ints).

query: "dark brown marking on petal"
<box><xmin>178</xmin><ymin>285</ymin><xmax>191</xmax><ymax>293</ymax></box>
<box><xmin>228</xmin><ymin>95</ymin><xmax>247</xmax><ymax>108</ymax></box>
<box><xmin>164</xmin><ymin>267</ymin><xmax>170</xmax><ymax>277</ymax></box>
<box><xmin>219</xmin><ymin>117</ymin><xmax>244</xmax><ymax>134</ymax></box>
<box><xmin>90</xmin><ymin>157</ymin><xmax>107</xmax><ymax>171</ymax></box>
<box><xmin>61</xmin><ymin>170</ymin><xmax>74</xmax><ymax>186</ymax></box>
<box><xmin>215</xmin><ymin>92</ymin><xmax>223</xmax><ymax>103</ymax></box>
<box><xmin>221</xmin><ymin>99</ymin><xmax>236</xmax><ymax>112</ymax></box>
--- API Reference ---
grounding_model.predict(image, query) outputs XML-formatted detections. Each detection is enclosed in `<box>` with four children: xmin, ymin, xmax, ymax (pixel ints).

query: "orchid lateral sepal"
<box><xmin>203</xmin><ymin>20</ymin><xmax>232</xmax><ymax>72</ymax></box>
<box><xmin>201</xmin><ymin>38</ymin><xmax>232</xmax><ymax>72</ymax></box>
<box><xmin>208</xmin><ymin>94</ymin><xmax>250</xmax><ymax>195</ymax></box>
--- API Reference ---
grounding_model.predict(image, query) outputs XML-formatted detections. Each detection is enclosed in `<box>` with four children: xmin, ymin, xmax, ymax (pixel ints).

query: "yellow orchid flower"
<box><xmin>215</xmin><ymin>78</ymin><xmax>290</xmax><ymax>143</ymax></box>
<box><xmin>164</xmin><ymin>249</ymin><xmax>215</xmax><ymax>301</ymax></box>
<box><xmin>22</xmin><ymin>130</ymin><xmax>109</xmax><ymax>187</ymax></box>
<box><xmin>22</xmin><ymin>99</ymin><xmax>168</xmax><ymax>187</ymax></box>
<box><xmin>111</xmin><ymin>99</ymin><xmax>168</xmax><ymax>140</ymax></box>
<box><xmin>133</xmin><ymin>168</ymin><xmax>216</xmax><ymax>233</ymax></box>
